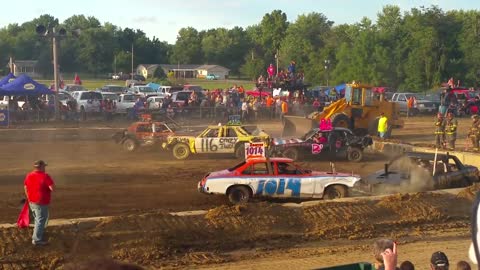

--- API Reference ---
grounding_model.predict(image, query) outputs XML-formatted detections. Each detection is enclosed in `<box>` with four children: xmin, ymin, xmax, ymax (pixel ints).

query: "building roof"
<box><xmin>12</xmin><ymin>60</ymin><xmax>38</xmax><ymax>67</ymax></box>
<box><xmin>138</xmin><ymin>64</ymin><xmax>230</xmax><ymax>72</ymax></box>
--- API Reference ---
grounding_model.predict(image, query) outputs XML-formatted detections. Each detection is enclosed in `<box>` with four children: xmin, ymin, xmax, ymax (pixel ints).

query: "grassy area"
<box><xmin>36</xmin><ymin>78</ymin><xmax>255</xmax><ymax>91</ymax></box>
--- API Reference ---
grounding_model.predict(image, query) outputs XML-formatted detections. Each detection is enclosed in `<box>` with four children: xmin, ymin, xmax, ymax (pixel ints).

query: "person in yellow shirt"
<box><xmin>281</xmin><ymin>98</ymin><xmax>288</xmax><ymax>123</ymax></box>
<box><xmin>378</xmin><ymin>112</ymin><xmax>388</xmax><ymax>139</ymax></box>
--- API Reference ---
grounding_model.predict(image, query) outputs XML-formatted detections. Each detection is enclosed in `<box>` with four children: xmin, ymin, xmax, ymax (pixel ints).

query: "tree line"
<box><xmin>0</xmin><ymin>5</ymin><xmax>479</xmax><ymax>91</ymax></box>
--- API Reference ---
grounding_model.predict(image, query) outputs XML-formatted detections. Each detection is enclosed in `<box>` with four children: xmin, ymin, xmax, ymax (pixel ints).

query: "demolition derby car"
<box><xmin>198</xmin><ymin>157</ymin><xmax>362</xmax><ymax>204</ymax></box>
<box><xmin>363</xmin><ymin>152</ymin><xmax>479</xmax><ymax>193</ymax></box>
<box><xmin>270</xmin><ymin>127</ymin><xmax>373</xmax><ymax>162</ymax></box>
<box><xmin>112</xmin><ymin>120</ymin><xmax>180</xmax><ymax>152</ymax></box>
<box><xmin>162</xmin><ymin>124</ymin><xmax>270</xmax><ymax>160</ymax></box>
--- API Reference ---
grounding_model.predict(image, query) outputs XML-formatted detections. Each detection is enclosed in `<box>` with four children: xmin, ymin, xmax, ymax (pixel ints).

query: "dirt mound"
<box><xmin>457</xmin><ymin>183</ymin><xmax>480</xmax><ymax>201</ymax></box>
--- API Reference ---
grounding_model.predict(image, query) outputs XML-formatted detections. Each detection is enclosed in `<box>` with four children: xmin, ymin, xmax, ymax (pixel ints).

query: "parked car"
<box><xmin>363</xmin><ymin>152</ymin><xmax>479</xmax><ymax>194</ymax></box>
<box><xmin>183</xmin><ymin>84</ymin><xmax>203</xmax><ymax>92</ymax></box>
<box><xmin>99</xmin><ymin>85</ymin><xmax>127</xmax><ymax>94</ymax></box>
<box><xmin>169</xmin><ymin>90</ymin><xmax>200</xmax><ymax>106</ymax></box>
<box><xmin>146</xmin><ymin>96</ymin><xmax>165</xmax><ymax>110</ymax></box>
<box><xmin>163</xmin><ymin>124</ymin><xmax>270</xmax><ymax>160</ymax></box>
<box><xmin>99</xmin><ymin>92</ymin><xmax>118</xmax><ymax>102</ymax></box>
<box><xmin>133</xmin><ymin>74</ymin><xmax>146</xmax><ymax>81</ymax></box>
<box><xmin>129</xmin><ymin>86</ymin><xmax>158</xmax><ymax>98</ymax></box>
<box><xmin>70</xmin><ymin>91</ymin><xmax>102</xmax><ymax>114</ymax></box>
<box><xmin>198</xmin><ymin>157</ymin><xmax>362</xmax><ymax>204</ymax></box>
<box><xmin>112</xmin><ymin>121</ymin><xmax>178</xmax><ymax>152</ymax></box>
<box><xmin>391</xmin><ymin>93</ymin><xmax>437</xmax><ymax>115</ymax></box>
<box><xmin>63</xmin><ymin>84</ymin><xmax>86</xmax><ymax>92</ymax></box>
<box><xmin>115</xmin><ymin>94</ymin><xmax>138</xmax><ymax>114</ymax></box>
<box><xmin>206</xmin><ymin>74</ymin><xmax>219</xmax><ymax>80</ymax></box>
<box><xmin>270</xmin><ymin>127</ymin><xmax>373</xmax><ymax>162</ymax></box>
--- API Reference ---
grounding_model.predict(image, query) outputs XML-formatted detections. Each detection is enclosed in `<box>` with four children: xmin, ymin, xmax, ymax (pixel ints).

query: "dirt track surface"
<box><xmin>0</xmin><ymin>117</ymin><xmax>478</xmax><ymax>269</ymax></box>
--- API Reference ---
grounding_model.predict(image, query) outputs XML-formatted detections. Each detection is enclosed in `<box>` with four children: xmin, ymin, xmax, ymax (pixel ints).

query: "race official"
<box><xmin>434</xmin><ymin>112</ymin><xmax>446</xmax><ymax>148</ymax></box>
<box><xmin>377</xmin><ymin>112</ymin><xmax>388</xmax><ymax>139</ymax></box>
<box><xmin>444</xmin><ymin>112</ymin><xmax>458</xmax><ymax>150</ymax></box>
<box><xmin>469</xmin><ymin>115</ymin><xmax>480</xmax><ymax>151</ymax></box>
<box><xmin>24</xmin><ymin>160</ymin><xmax>55</xmax><ymax>246</ymax></box>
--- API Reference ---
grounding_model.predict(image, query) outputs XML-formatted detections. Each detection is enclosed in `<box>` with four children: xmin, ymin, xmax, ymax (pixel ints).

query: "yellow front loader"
<box><xmin>283</xmin><ymin>83</ymin><xmax>403</xmax><ymax>137</ymax></box>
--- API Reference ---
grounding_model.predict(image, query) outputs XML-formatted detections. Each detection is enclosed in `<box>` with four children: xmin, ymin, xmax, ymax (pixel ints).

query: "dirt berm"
<box><xmin>1</xmin><ymin>186</ymin><xmax>478</xmax><ymax>269</ymax></box>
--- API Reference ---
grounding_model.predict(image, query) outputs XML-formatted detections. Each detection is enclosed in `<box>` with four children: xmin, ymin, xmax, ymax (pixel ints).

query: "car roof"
<box><xmin>404</xmin><ymin>151</ymin><xmax>455</xmax><ymax>160</ymax></box>
<box><xmin>246</xmin><ymin>157</ymin><xmax>293</xmax><ymax>163</ymax></box>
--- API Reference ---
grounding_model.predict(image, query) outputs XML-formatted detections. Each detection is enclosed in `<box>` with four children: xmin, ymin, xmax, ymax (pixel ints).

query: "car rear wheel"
<box><xmin>173</xmin><ymin>143</ymin><xmax>190</xmax><ymax>160</ymax></box>
<box><xmin>283</xmin><ymin>148</ymin><xmax>300</xmax><ymax>161</ymax></box>
<box><xmin>123</xmin><ymin>139</ymin><xmax>137</xmax><ymax>152</ymax></box>
<box><xmin>323</xmin><ymin>185</ymin><xmax>347</xmax><ymax>200</ymax></box>
<box><xmin>347</xmin><ymin>147</ymin><xmax>363</xmax><ymax>162</ymax></box>
<box><xmin>228</xmin><ymin>186</ymin><xmax>251</xmax><ymax>204</ymax></box>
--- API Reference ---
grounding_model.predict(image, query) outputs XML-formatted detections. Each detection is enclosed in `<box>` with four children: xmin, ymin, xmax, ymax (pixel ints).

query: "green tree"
<box><xmin>170</xmin><ymin>27</ymin><xmax>202</xmax><ymax>64</ymax></box>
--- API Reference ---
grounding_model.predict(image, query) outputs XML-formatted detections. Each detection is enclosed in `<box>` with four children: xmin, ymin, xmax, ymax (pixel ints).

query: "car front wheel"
<box><xmin>347</xmin><ymin>147</ymin><xmax>363</xmax><ymax>162</ymax></box>
<box><xmin>173</xmin><ymin>143</ymin><xmax>190</xmax><ymax>160</ymax></box>
<box><xmin>123</xmin><ymin>139</ymin><xmax>137</xmax><ymax>152</ymax></box>
<box><xmin>323</xmin><ymin>185</ymin><xmax>347</xmax><ymax>200</ymax></box>
<box><xmin>228</xmin><ymin>186</ymin><xmax>251</xmax><ymax>204</ymax></box>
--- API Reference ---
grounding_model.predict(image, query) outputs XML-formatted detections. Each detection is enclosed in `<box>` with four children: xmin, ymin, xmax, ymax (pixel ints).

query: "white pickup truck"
<box><xmin>129</xmin><ymin>86</ymin><xmax>158</xmax><ymax>98</ymax></box>
<box><xmin>115</xmin><ymin>93</ymin><xmax>137</xmax><ymax>114</ymax></box>
<box><xmin>390</xmin><ymin>92</ymin><xmax>437</xmax><ymax>115</ymax></box>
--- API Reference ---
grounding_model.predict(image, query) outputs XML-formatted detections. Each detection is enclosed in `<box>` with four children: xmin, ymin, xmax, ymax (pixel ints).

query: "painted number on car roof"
<box><xmin>256</xmin><ymin>178</ymin><xmax>301</xmax><ymax>197</ymax></box>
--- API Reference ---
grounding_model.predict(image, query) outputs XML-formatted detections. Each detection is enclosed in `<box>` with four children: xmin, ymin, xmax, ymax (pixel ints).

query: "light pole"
<box><xmin>131</xmin><ymin>43</ymin><xmax>134</xmax><ymax>79</ymax></box>
<box><xmin>324</xmin><ymin>59</ymin><xmax>330</xmax><ymax>87</ymax></box>
<box><xmin>275</xmin><ymin>49</ymin><xmax>279</xmax><ymax>75</ymax></box>
<box><xmin>36</xmin><ymin>25</ymin><xmax>80</xmax><ymax>120</ymax></box>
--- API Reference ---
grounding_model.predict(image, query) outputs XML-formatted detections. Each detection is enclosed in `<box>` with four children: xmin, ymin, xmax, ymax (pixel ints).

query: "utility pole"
<box><xmin>9</xmin><ymin>57</ymin><xmax>13</xmax><ymax>74</ymax></box>
<box><xmin>324</xmin><ymin>59</ymin><xmax>330</xmax><ymax>87</ymax></box>
<box><xmin>276</xmin><ymin>49</ymin><xmax>279</xmax><ymax>75</ymax></box>
<box><xmin>131</xmin><ymin>43</ymin><xmax>134</xmax><ymax>79</ymax></box>
<box><xmin>52</xmin><ymin>28</ymin><xmax>60</xmax><ymax>120</ymax></box>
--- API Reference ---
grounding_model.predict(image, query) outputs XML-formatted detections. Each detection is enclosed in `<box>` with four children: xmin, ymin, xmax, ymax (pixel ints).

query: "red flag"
<box><xmin>17</xmin><ymin>202</ymin><xmax>30</xmax><ymax>228</ymax></box>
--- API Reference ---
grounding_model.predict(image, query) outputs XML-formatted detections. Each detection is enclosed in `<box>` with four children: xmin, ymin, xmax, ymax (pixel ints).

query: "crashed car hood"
<box><xmin>272</xmin><ymin>138</ymin><xmax>304</xmax><ymax>146</ymax></box>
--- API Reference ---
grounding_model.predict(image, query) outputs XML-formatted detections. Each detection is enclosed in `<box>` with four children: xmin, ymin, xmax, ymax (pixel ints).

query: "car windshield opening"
<box><xmin>228</xmin><ymin>161</ymin><xmax>246</xmax><ymax>172</ymax></box>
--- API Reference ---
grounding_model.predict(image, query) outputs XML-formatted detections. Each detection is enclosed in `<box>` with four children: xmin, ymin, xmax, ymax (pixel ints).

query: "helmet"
<box><xmin>472</xmin><ymin>115</ymin><xmax>479</xmax><ymax>120</ymax></box>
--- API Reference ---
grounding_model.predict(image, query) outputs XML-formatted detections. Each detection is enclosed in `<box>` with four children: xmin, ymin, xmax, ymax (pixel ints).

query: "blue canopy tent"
<box><xmin>0</xmin><ymin>74</ymin><xmax>53</xmax><ymax>95</ymax></box>
<box><xmin>0</xmin><ymin>73</ymin><xmax>16</xmax><ymax>87</ymax></box>
<box><xmin>146</xmin><ymin>82</ymin><xmax>161</xmax><ymax>91</ymax></box>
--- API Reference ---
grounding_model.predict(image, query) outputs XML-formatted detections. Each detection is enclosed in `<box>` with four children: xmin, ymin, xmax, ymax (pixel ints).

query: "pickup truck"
<box><xmin>116</xmin><ymin>94</ymin><xmax>138</xmax><ymax>114</ymax></box>
<box><xmin>129</xmin><ymin>86</ymin><xmax>158</xmax><ymax>98</ymax></box>
<box><xmin>390</xmin><ymin>93</ymin><xmax>437</xmax><ymax>115</ymax></box>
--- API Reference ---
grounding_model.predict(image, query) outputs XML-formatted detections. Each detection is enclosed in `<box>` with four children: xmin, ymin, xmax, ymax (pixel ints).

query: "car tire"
<box><xmin>331</xmin><ymin>113</ymin><xmax>350</xmax><ymax>129</ymax></box>
<box><xmin>347</xmin><ymin>147</ymin><xmax>363</xmax><ymax>162</ymax></box>
<box><xmin>227</xmin><ymin>186</ymin><xmax>251</xmax><ymax>204</ymax></box>
<box><xmin>283</xmin><ymin>148</ymin><xmax>300</xmax><ymax>161</ymax></box>
<box><xmin>123</xmin><ymin>138</ymin><xmax>137</xmax><ymax>152</ymax></box>
<box><xmin>173</xmin><ymin>143</ymin><xmax>190</xmax><ymax>160</ymax></box>
<box><xmin>235</xmin><ymin>144</ymin><xmax>245</xmax><ymax>159</ymax></box>
<box><xmin>323</xmin><ymin>185</ymin><xmax>347</xmax><ymax>200</ymax></box>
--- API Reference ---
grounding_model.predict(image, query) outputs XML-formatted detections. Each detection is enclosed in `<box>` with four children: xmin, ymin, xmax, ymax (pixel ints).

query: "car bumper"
<box><xmin>198</xmin><ymin>182</ymin><xmax>209</xmax><ymax>194</ymax></box>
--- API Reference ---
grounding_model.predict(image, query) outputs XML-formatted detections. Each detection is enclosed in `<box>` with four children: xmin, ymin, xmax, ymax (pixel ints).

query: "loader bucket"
<box><xmin>282</xmin><ymin>115</ymin><xmax>317</xmax><ymax>137</ymax></box>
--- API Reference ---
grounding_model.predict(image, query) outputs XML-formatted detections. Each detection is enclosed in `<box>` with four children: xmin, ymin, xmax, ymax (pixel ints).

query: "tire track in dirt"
<box><xmin>0</xmin><ymin>189</ymin><xmax>477</xmax><ymax>269</ymax></box>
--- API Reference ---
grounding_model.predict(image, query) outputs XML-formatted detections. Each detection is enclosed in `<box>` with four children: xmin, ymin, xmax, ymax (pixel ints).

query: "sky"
<box><xmin>0</xmin><ymin>0</ymin><xmax>479</xmax><ymax>44</ymax></box>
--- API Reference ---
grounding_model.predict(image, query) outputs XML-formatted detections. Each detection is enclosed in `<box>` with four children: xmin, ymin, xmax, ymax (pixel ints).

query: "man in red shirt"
<box><xmin>24</xmin><ymin>160</ymin><xmax>55</xmax><ymax>246</ymax></box>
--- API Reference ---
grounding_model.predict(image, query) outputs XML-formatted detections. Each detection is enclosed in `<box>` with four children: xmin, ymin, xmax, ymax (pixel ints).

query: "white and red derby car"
<box><xmin>198</xmin><ymin>157</ymin><xmax>362</xmax><ymax>204</ymax></box>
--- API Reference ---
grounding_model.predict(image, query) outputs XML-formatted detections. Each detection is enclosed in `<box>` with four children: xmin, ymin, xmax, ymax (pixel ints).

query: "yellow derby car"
<box><xmin>163</xmin><ymin>124</ymin><xmax>270</xmax><ymax>160</ymax></box>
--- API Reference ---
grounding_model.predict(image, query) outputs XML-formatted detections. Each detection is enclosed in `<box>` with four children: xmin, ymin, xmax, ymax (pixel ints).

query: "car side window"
<box><xmin>276</xmin><ymin>162</ymin><xmax>302</xmax><ymax>175</ymax></box>
<box><xmin>225</xmin><ymin>127</ymin><xmax>237</xmax><ymax>137</ymax></box>
<box><xmin>136</xmin><ymin>124</ymin><xmax>152</xmax><ymax>133</ymax></box>
<box><xmin>241</xmin><ymin>162</ymin><xmax>268</xmax><ymax>175</ymax></box>
<box><xmin>155</xmin><ymin>124</ymin><xmax>169</xmax><ymax>132</ymax></box>
<box><xmin>204</xmin><ymin>128</ymin><xmax>219</xmax><ymax>137</ymax></box>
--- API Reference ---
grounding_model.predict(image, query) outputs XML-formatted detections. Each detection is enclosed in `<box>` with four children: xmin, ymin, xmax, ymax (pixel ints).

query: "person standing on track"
<box><xmin>377</xmin><ymin>112</ymin><xmax>389</xmax><ymax>139</ymax></box>
<box><xmin>24</xmin><ymin>160</ymin><xmax>55</xmax><ymax>246</ymax></box>
<box><xmin>444</xmin><ymin>112</ymin><xmax>458</xmax><ymax>150</ymax></box>
<box><xmin>469</xmin><ymin>115</ymin><xmax>480</xmax><ymax>151</ymax></box>
<box><xmin>434</xmin><ymin>112</ymin><xmax>446</xmax><ymax>149</ymax></box>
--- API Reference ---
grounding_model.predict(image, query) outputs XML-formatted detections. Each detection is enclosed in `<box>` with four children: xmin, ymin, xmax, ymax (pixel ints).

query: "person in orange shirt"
<box><xmin>266</xmin><ymin>95</ymin><xmax>274</xmax><ymax>119</ymax></box>
<box><xmin>281</xmin><ymin>98</ymin><xmax>288</xmax><ymax>123</ymax></box>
